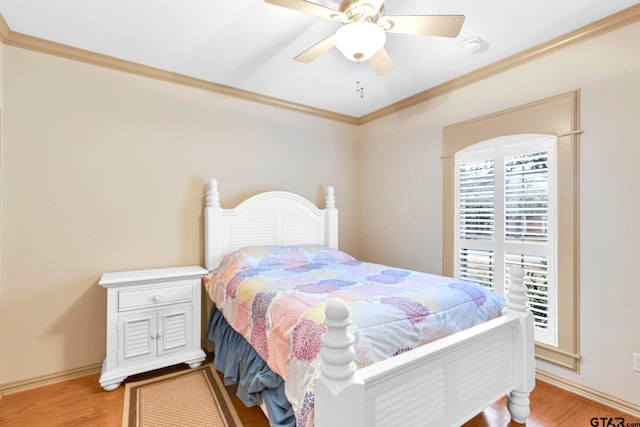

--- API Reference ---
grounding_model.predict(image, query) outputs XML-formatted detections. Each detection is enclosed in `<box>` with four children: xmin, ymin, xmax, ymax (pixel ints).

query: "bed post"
<box><xmin>204</xmin><ymin>179</ymin><xmax>224</xmax><ymax>271</ymax></box>
<box><xmin>325</xmin><ymin>186</ymin><xmax>339</xmax><ymax>248</ymax></box>
<box><xmin>315</xmin><ymin>299</ymin><xmax>364</xmax><ymax>427</ymax></box>
<box><xmin>503</xmin><ymin>265</ymin><xmax>536</xmax><ymax>423</ymax></box>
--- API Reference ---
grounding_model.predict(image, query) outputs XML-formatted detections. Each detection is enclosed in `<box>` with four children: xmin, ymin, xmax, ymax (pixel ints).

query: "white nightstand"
<box><xmin>98</xmin><ymin>266</ymin><xmax>207</xmax><ymax>391</ymax></box>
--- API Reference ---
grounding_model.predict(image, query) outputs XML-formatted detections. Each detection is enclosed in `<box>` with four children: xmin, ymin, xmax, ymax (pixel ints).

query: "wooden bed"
<box><xmin>203</xmin><ymin>178</ymin><xmax>535</xmax><ymax>427</ymax></box>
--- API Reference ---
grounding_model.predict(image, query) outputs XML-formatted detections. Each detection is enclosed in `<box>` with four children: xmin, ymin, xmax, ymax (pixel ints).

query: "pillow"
<box><xmin>215</xmin><ymin>245</ymin><xmax>355</xmax><ymax>280</ymax></box>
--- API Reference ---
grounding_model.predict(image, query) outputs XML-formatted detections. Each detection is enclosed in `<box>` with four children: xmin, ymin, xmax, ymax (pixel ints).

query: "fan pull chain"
<box><xmin>356</xmin><ymin>60</ymin><xmax>364</xmax><ymax>99</ymax></box>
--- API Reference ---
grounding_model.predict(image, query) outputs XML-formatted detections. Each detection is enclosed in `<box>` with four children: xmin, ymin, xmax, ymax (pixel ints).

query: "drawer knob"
<box><xmin>153</xmin><ymin>294</ymin><xmax>162</xmax><ymax>302</ymax></box>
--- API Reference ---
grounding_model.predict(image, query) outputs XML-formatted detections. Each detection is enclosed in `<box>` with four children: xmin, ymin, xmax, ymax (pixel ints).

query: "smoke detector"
<box><xmin>461</xmin><ymin>37</ymin><xmax>483</xmax><ymax>54</ymax></box>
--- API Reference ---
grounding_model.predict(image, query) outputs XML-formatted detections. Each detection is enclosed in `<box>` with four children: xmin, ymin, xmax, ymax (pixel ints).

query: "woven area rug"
<box><xmin>122</xmin><ymin>365</ymin><xmax>242</xmax><ymax>427</ymax></box>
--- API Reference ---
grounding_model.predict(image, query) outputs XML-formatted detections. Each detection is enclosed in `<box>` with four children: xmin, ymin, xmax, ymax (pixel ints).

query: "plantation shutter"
<box><xmin>454</xmin><ymin>136</ymin><xmax>557</xmax><ymax>346</ymax></box>
<box><xmin>457</xmin><ymin>159</ymin><xmax>496</xmax><ymax>290</ymax></box>
<box><xmin>504</xmin><ymin>151</ymin><xmax>549</xmax><ymax>243</ymax></box>
<box><xmin>459</xmin><ymin>159</ymin><xmax>495</xmax><ymax>241</ymax></box>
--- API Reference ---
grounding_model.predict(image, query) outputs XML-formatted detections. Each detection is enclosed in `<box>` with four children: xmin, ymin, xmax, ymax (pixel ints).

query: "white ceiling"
<box><xmin>0</xmin><ymin>0</ymin><xmax>637</xmax><ymax>118</ymax></box>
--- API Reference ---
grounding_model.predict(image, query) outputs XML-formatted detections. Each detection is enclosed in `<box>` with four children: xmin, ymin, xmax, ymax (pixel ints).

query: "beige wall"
<box><xmin>358</xmin><ymin>22</ymin><xmax>640</xmax><ymax>406</ymax></box>
<box><xmin>0</xmin><ymin>46</ymin><xmax>360</xmax><ymax>385</ymax></box>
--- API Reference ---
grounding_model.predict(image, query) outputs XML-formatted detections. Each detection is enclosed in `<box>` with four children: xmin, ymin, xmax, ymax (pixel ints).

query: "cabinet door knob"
<box><xmin>153</xmin><ymin>294</ymin><xmax>162</xmax><ymax>302</ymax></box>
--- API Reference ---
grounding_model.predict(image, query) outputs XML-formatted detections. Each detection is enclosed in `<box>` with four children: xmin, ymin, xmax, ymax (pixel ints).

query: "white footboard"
<box><xmin>315</xmin><ymin>266</ymin><xmax>535</xmax><ymax>427</ymax></box>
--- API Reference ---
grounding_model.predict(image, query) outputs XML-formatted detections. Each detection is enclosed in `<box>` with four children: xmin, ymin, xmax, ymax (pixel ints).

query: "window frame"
<box><xmin>442</xmin><ymin>90</ymin><xmax>581</xmax><ymax>371</ymax></box>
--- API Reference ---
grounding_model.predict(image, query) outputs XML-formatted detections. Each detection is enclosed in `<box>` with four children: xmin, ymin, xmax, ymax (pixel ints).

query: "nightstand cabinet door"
<box><xmin>118</xmin><ymin>311</ymin><xmax>157</xmax><ymax>363</ymax></box>
<box><xmin>157</xmin><ymin>306</ymin><xmax>192</xmax><ymax>355</ymax></box>
<box><xmin>117</xmin><ymin>305</ymin><xmax>193</xmax><ymax>364</ymax></box>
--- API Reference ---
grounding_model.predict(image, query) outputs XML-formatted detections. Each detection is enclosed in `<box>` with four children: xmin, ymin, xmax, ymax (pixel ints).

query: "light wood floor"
<box><xmin>1</xmin><ymin>357</ymin><xmax>637</xmax><ymax>427</ymax></box>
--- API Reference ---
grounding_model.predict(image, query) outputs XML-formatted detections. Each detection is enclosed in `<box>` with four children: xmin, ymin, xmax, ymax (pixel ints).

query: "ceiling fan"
<box><xmin>265</xmin><ymin>0</ymin><xmax>465</xmax><ymax>75</ymax></box>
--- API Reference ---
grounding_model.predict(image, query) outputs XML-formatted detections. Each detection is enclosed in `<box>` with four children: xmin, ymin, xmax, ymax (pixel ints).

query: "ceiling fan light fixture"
<box><xmin>334</xmin><ymin>21</ymin><xmax>386</xmax><ymax>62</ymax></box>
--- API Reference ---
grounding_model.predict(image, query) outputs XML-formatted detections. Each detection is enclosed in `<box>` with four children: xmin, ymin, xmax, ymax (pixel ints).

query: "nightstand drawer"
<box><xmin>118</xmin><ymin>283</ymin><xmax>192</xmax><ymax>311</ymax></box>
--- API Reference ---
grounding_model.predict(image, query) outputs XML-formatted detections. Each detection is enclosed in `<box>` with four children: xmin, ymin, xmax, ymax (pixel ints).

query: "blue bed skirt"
<box><xmin>207</xmin><ymin>306</ymin><xmax>295</xmax><ymax>427</ymax></box>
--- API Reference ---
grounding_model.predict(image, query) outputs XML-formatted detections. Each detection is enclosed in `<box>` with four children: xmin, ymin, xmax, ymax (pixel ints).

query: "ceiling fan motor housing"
<box><xmin>338</xmin><ymin>0</ymin><xmax>383</xmax><ymax>23</ymax></box>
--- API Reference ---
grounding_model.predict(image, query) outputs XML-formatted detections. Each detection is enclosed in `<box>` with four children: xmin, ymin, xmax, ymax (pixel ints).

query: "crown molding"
<box><xmin>359</xmin><ymin>3</ymin><xmax>640</xmax><ymax>124</ymax></box>
<box><xmin>0</xmin><ymin>12</ymin><xmax>10</xmax><ymax>41</ymax></box>
<box><xmin>0</xmin><ymin>4</ymin><xmax>639</xmax><ymax>125</ymax></box>
<box><xmin>1</xmin><ymin>25</ymin><xmax>360</xmax><ymax>126</ymax></box>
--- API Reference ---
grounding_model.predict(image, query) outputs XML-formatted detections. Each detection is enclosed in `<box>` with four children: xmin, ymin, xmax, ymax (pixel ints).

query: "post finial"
<box><xmin>320</xmin><ymin>298</ymin><xmax>356</xmax><ymax>381</ymax></box>
<box><xmin>205</xmin><ymin>179</ymin><xmax>220</xmax><ymax>208</ymax></box>
<box><xmin>325</xmin><ymin>186</ymin><xmax>336</xmax><ymax>210</ymax></box>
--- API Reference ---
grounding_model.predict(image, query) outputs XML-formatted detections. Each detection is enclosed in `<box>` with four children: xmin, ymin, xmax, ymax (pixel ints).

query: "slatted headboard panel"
<box><xmin>204</xmin><ymin>179</ymin><xmax>339</xmax><ymax>271</ymax></box>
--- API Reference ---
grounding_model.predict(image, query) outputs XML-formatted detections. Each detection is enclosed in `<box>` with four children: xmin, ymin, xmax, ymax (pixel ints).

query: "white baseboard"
<box><xmin>536</xmin><ymin>369</ymin><xmax>640</xmax><ymax>419</ymax></box>
<box><xmin>0</xmin><ymin>362</ymin><xmax>102</xmax><ymax>397</ymax></box>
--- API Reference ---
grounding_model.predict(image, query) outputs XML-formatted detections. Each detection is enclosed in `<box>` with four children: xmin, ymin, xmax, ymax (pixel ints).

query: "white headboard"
<box><xmin>204</xmin><ymin>179</ymin><xmax>339</xmax><ymax>271</ymax></box>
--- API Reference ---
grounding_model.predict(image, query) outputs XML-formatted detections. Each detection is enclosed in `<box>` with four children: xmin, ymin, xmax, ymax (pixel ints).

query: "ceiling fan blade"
<box><xmin>294</xmin><ymin>33</ymin><xmax>336</xmax><ymax>63</ymax></box>
<box><xmin>383</xmin><ymin>15</ymin><xmax>465</xmax><ymax>37</ymax></box>
<box><xmin>369</xmin><ymin>48</ymin><xmax>395</xmax><ymax>75</ymax></box>
<box><xmin>265</xmin><ymin>0</ymin><xmax>340</xmax><ymax>20</ymax></box>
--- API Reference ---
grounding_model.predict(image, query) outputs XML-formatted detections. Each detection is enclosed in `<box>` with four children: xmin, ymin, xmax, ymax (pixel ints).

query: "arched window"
<box><xmin>443</xmin><ymin>90</ymin><xmax>580</xmax><ymax>371</ymax></box>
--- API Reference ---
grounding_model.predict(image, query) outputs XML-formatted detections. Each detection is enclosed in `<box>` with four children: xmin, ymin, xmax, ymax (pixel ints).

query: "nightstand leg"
<box><xmin>185</xmin><ymin>351</ymin><xmax>206</xmax><ymax>369</ymax></box>
<box><xmin>99</xmin><ymin>360</ymin><xmax>126</xmax><ymax>391</ymax></box>
<box><xmin>101</xmin><ymin>380</ymin><xmax>124</xmax><ymax>391</ymax></box>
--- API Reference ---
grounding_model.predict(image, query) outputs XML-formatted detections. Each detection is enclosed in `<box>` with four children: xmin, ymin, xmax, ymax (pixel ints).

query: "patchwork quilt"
<box><xmin>204</xmin><ymin>245</ymin><xmax>506</xmax><ymax>426</ymax></box>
